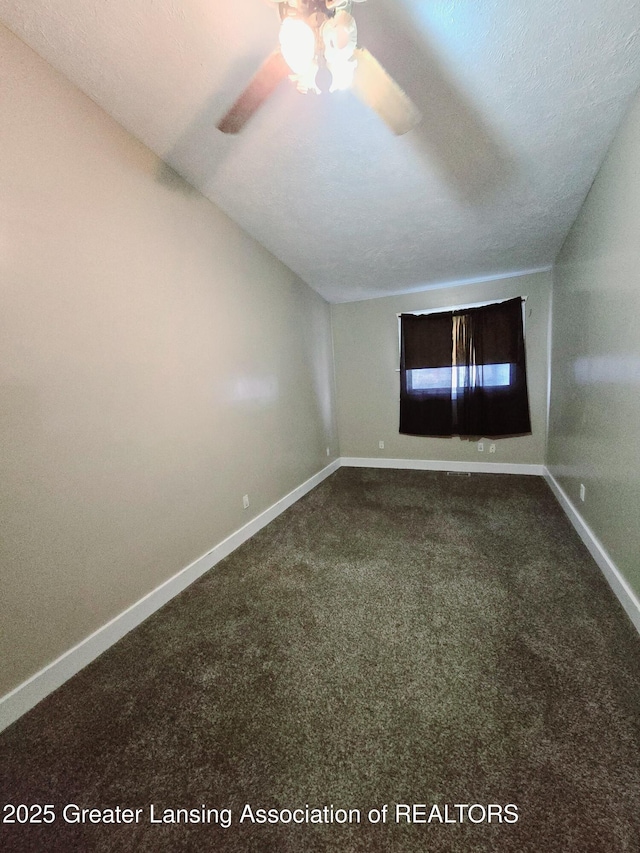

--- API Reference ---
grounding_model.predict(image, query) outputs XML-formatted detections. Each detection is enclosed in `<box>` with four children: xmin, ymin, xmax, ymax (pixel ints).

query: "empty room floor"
<box><xmin>2</xmin><ymin>468</ymin><xmax>640</xmax><ymax>852</ymax></box>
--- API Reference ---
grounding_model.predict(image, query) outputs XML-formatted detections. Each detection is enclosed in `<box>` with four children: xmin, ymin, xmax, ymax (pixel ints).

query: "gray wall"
<box><xmin>3</xmin><ymin>7</ymin><xmax>638</xmax><ymax>707</ymax></box>
<box><xmin>0</xmin><ymin>24</ymin><xmax>337</xmax><ymax>697</ymax></box>
<box><xmin>547</xmin><ymin>88</ymin><xmax>640</xmax><ymax>598</ymax></box>
<box><xmin>332</xmin><ymin>270</ymin><xmax>552</xmax><ymax>466</ymax></box>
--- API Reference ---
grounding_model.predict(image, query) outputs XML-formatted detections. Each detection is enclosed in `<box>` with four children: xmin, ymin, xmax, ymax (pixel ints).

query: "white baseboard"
<box><xmin>544</xmin><ymin>467</ymin><xmax>640</xmax><ymax>635</ymax></box>
<box><xmin>340</xmin><ymin>457</ymin><xmax>544</xmax><ymax>476</ymax></box>
<box><xmin>0</xmin><ymin>459</ymin><xmax>340</xmax><ymax>733</ymax></box>
<box><xmin>6</xmin><ymin>456</ymin><xmax>636</xmax><ymax>732</ymax></box>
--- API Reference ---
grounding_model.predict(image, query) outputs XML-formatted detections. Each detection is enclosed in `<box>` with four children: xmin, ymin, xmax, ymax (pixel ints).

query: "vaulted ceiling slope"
<box><xmin>1</xmin><ymin>0</ymin><xmax>640</xmax><ymax>302</ymax></box>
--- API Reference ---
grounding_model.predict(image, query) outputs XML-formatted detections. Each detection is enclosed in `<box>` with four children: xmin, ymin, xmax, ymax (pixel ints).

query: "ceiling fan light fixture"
<box><xmin>217</xmin><ymin>0</ymin><xmax>421</xmax><ymax>135</ymax></box>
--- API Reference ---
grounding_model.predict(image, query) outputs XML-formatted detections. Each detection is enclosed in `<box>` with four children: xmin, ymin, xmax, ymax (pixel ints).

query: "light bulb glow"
<box><xmin>279</xmin><ymin>18</ymin><xmax>316</xmax><ymax>76</ymax></box>
<box><xmin>328</xmin><ymin>57</ymin><xmax>357</xmax><ymax>91</ymax></box>
<box><xmin>292</xmin><ymin>60</ymin><xmax>320</xmax><ymax>94</ymax></box>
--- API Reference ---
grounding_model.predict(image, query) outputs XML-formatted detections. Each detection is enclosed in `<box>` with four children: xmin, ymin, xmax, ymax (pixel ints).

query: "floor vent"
<box><xmin>445</xmin><ymin>471</ymin><xmax>472</xmax><ymax>477</ymax></box>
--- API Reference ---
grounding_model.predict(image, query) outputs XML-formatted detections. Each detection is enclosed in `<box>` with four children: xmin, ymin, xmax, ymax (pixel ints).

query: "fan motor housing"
<box><xmin>278</xmin><ymin>1</ymin><xmax>359</xmax><ymax>23</ymax></box>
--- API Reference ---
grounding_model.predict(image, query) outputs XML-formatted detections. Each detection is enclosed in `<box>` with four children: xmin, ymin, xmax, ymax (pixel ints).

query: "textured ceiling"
<box><xmin>1</xmin><ymin>0</ymin><xmax>640</xmax><ymax>302</ymax></box>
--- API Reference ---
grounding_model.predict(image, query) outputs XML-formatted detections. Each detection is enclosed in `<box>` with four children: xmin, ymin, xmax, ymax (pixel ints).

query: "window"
<box><xmin>407</xmin><ymin>363</ymin><xmax>512</xmax><ymax>395</ymax></box>
<box><xmin>399</xmin><ymin>297</ymin><xmax>531</xmax><ymax>438</ymax></box>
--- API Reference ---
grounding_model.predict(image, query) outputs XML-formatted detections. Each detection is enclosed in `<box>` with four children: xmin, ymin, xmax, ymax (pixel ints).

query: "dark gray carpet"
<box><xmin>2</xmin><ymin>468</ymin><xmax>640</xmax><ymax>852</ymax></box>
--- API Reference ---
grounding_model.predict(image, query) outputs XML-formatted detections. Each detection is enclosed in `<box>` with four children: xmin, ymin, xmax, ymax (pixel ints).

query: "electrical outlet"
<box><xmin>489</xmin><ymin>443</ymin><xmax>496</xmax><ymax>453</ymax></box>
<box><xmin>326</xmin><ymin>447</ymin><xmax>330</xmax><ymax>456</ymax></box>
<box><xmin>579</xmin><ymin>483</ymin><xmax>585</xmax><ymax>502</ymax></box>
<box><xmin>478</xmin><ymin>441</ymin><xmax>484</xmax><ymax>452</ymax></box>
<box><xmin>379</xmin><ymin>440</ymin><xmax>384</xmax><ymax>449</ymax></box>
<box><xmin>242</xmin><ymin>494</ymin><xmax>250</xmax><ymax>509</ymax></box>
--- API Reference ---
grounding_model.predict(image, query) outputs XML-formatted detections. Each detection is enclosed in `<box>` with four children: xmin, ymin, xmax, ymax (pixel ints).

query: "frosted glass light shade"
<box><xmin>328</xmin><ymin>57</ymin><xmax>357</xmax><ymax>91</ymax></box>
<box><xmin>279</xmin><ymin>18</ymin><xmax>316</xmax><ymax>76</ymax></box>
<box><xmin>322</xmin><ymin>11</ymin><xmax>358</xmax><ymax>92</ymax></box>
<box><xmin>322</xmin><ymin>11</ymin><xmax>357</xmax><ymax>63</ymax></box>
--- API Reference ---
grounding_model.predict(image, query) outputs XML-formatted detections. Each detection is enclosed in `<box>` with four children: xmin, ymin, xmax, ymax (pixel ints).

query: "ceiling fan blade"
<box><xmin>217</xmin><ymin>50</ymin><xmax>290</xmax><ymax>134</ymax></box>
<box><xmin>352</xmin><ymin>47</ymin><xmax>421</xmax><ymax>136</ymax></box>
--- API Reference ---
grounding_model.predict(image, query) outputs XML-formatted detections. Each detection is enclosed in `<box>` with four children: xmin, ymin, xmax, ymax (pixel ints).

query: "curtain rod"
<box><xmin>396</xmin><ymin>296</ymin><xmax>527</xmax><ymax>318</ymax></box>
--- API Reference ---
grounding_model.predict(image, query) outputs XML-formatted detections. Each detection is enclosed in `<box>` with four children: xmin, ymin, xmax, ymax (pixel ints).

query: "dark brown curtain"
<box><xmin>399</xmin><ymin>311</ymin><xmax>454</xmax><ymax>436</ymax></box>
<box><xmin>400</xmin><ymin>297</ymin><xmax>531</xmax><ymax>438</ymax></box>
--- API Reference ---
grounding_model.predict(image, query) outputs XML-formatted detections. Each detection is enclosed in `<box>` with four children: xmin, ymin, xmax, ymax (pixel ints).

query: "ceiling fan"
<box><xmin>217</xmin><ymin>0</ymin><xmax>421</xmax><ymax>136</ymax></box>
